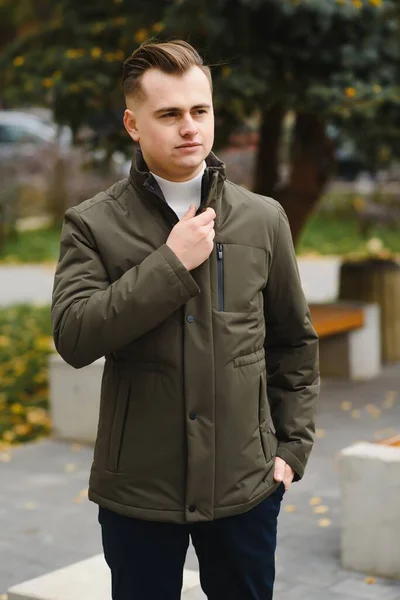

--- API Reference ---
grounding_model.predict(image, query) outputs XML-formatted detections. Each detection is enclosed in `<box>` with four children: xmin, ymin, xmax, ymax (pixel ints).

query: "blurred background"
<box><xmin>0</xmin><ymin>1</ymin><xmax>400</xmax><ymax>599</ymax></box>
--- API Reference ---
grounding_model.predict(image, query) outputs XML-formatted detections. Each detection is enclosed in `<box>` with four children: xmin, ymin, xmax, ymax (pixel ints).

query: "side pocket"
<box><xmin>107</xmin><ymin>378</ymin><xmax>130</xmax><ymax>472</ymax></box>
<box><xmin>258</xmin><ymin>371</ymin><xmax>272</xmax><ymax>463</ymax></box>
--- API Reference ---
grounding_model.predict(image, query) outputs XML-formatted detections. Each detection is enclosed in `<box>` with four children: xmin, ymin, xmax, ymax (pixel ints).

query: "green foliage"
<box><xmin>0</xmin><ymin>225</ymin><xmax>62</xmax><ymax>263</ymax></box>
<box><xmin>1</xmin><ymin>0</ymin><xmax>399</xmax><ymax>154</ymax></box>
<box><xmin>0</xmin><ymin>304</ymin><xmax>53</xmax><ymax>448</ymax></box>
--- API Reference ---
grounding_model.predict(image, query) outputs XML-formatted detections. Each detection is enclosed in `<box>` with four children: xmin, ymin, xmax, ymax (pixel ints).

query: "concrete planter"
<box><xmin>338</xmin><ymin>440</ymin><xmax>400</xmax><ymax>579</ymax></box>
<box><xmin>49</xmin><ymin>354</ymin><xmax>104</xmax><ymax>444</ymax></box>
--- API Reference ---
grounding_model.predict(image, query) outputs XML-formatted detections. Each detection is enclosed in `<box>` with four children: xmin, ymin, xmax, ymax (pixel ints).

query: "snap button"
<box><xmin>186</xmin><ymin>315</ymin><xmax>195</xmax><ymax>323</ymax></box>
<box><xmin>189</xmin><ymin>505</ymin><xmax>196</xmax><ymax>513</ymax></box>
<box><xmin>189</xmin><ymin>412</ymin><xmax>197</xmax><ymax>421</ymax></box>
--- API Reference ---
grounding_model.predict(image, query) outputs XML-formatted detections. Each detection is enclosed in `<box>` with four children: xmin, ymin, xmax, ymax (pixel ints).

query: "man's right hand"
<box><xmin>166</xmin><ymin>205</ymin><xmax>216</xmax><ymax>271</ymax></box>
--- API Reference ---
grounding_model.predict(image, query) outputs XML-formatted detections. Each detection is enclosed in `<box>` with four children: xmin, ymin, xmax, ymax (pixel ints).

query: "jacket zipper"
<box><xmin>217</xmin><ymin>243</ymin><xmax>224</xmax><ymax>311</ymax></box>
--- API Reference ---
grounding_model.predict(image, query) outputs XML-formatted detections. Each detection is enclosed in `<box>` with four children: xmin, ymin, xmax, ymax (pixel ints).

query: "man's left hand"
<box><xmin>274</xmin><ymin>457</ymin><xmax>295</xmax><ymax>491</ymax></box>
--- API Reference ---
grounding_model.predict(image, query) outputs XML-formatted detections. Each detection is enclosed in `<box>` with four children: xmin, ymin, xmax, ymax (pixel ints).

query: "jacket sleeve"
<box><xmin>51</xmin><ymin>207</ymin><xmax>200</xmax><ymax>369</ymax></box>
<box><xmin>263</xmin><ymin>205</ymin><xmax>319</xmax><ymax>481</ymax></box>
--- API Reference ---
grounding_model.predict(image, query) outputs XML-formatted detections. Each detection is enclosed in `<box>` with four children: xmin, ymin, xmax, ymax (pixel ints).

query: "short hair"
<box><xmin>122</xmin><ymin>39</ymin><xmax>212</xmax><ymax>101</ymax></box>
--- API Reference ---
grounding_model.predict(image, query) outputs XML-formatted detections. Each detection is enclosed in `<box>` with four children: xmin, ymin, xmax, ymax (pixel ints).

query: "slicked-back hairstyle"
<box><xmin>122</xmin><ymin>39</ymin><xmax>212</xmax><ymax>102</ymax></box>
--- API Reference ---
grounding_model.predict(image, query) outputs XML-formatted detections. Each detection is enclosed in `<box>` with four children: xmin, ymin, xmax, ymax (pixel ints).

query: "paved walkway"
<box><xmin>1</xmin><ymin>365</ymin><xmax>400</xmax><ymax>599</ymax></box>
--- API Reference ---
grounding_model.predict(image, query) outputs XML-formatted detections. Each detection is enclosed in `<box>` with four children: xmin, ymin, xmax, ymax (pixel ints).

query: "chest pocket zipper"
<box><xmin>217</xmin><ymin>243</ymin><xmax>225</xmax><ymax>311</ymax></box>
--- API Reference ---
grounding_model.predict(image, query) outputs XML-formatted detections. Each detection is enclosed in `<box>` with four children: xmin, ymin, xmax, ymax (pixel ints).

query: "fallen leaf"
<box><xmin>71</xmin><ymin>443</ymin><xmax>82</xmax><ymax>452</ymax></box>
<box><xmin>24</xmin><ymin>502</ymin><xmax>36</xmax><ymax>510</ymax></box>
<box><xmin>283</xmin><ymin>504</ymin><xmax>296</xmax><ymax>513</ymax></box>
<box><xmin>318</xmin><ymin>518</ymin><xmax>332</xmax><ymax>527</ymax></box>
<box><xmin>383</xmin><ymin>391</ymin><xmax>397</xmax><ymax>409</ymax></box>
<box><xmin>315</xmin><ymin>429</ymin><xmax>326</xmax><ymax>439</ymax></box>
<box><xmin>64</xmin><ymin>463</ymin><xmax>77</xmax><ymax>473</ymax></box>
<box><xmin>313</xmin><ymin>505</ymin><xmax>329</xmax><ymax>514</ymax></box>
<box><xmin>364</xmin><ymin>577</ymin><xmax>377</xmax><ymax>585</ymax></box>
<box><xmin>351</xmin><ymin>410</ymin><xmax>361</xmax><ymax>419</ymax></box>
<box><xmin>310</xmin><ymin>497</ymin><xmax>322</xmax><ymax>506</ymax></box>
<box><xmin>341</xmin><ymin>401</ymin><xmax>352</xmax><ymax>411</ymax></box>
<box><xmin>0</xmin><ymin>453</ymin><xmax>11</xmax><ymax>463</ymax></box>
<box><xmin>0</xmin><ymin>594</ymin><xmax>7</xmax><ymax>600</ymax></box>
<box><xmin>74</xmin><ymin>488</ymin><xmax>89</xmax><ymax>504</ymax></box>
<box><xmin>366</xmin><ymin>404</ymin><xmax>382</xmax><ymax>419</ymax></box>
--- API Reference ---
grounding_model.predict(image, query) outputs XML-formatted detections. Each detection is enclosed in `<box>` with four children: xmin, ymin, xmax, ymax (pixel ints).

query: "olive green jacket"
<box><xmin>51</xmin><ymin>150</ymin><xmax>319</xmax><ymax>524</ymax></box>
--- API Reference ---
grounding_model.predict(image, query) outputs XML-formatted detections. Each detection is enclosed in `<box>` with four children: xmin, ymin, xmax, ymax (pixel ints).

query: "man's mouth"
<box><xmin>176</xmin><ymin>143</ymin><xmax>201</xmax><ymax>148</ymax></box>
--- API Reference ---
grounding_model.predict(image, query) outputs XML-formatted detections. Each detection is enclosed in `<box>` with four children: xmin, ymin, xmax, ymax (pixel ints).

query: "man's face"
<box><xmin>124</xmin><ymin>66</ymin><xmax>214</xmax><ymax>182</ymax></box>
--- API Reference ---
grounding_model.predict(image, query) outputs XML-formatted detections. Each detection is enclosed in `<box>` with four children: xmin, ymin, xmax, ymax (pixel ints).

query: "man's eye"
<box><xmin>195</xmin><ymin>109</ymin><xmax>207</xmax><ymax>115</ymax></box>
<box><xmin>161</xmin><ymin>113</ymin><xmax>176</xmax><ymax>118</ymax></box>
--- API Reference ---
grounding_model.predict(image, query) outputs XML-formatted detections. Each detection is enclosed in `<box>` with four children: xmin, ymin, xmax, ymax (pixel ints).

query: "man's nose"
<box><xmin>180</xmin><ymin>115</ymin><xmax>198</xmax><ymax>137</ymax></box>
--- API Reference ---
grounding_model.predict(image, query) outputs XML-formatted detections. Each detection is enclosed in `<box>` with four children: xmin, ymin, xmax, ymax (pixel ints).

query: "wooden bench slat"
<box><xmin>309</xmin><ymin>304</ymin><xmax>364</xmax><ymax>338</ymax></box>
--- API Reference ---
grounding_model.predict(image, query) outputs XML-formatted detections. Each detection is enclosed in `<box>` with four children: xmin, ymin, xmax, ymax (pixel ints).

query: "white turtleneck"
<box><xmin>151</xmin><ymin>162</ymin><xmax>206</xmax><ymax>220</ymax></box>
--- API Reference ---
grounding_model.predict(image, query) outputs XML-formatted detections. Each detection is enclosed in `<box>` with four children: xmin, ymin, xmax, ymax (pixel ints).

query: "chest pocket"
<box><xmin>216</xmin><ymin>243</ymin><xmax>267</xmax><ymax>313</ymax></box>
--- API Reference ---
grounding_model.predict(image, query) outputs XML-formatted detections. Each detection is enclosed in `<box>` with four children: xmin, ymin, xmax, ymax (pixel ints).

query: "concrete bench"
<box><xmin>8</xmin><ymin>554</ymin><xmax>204</xmax><ymax>599</ymax></box>
<box><xmin>338</xmin><ymin>440</ymin><xmax>400</xmax><ymax>579</ymax></box>
<box><xmin>309</xmin><ymin>302</ymin><xmax>381</xmax><ymax>380</ymax></box>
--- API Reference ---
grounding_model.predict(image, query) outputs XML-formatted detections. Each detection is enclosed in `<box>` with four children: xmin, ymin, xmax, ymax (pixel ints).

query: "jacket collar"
<box><xmin>128</xmin><ymin>147</ymin><xmax>226</xmax><ymax>209</ymax></box>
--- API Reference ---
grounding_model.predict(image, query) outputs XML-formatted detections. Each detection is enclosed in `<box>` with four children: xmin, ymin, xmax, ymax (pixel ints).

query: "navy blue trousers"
<box><xmin>98</xmin><ymin>483</ymin><xmax>285</xmax><ymax>600</ymax></box>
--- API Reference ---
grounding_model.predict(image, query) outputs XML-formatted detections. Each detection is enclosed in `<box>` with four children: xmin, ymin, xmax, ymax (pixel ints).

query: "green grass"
<box><xmin>297</xmin><ymin>213</ymin><xmax>400</xmax><ymax>256</ymax></box>
<box><xmin>0</xmin><ymin>214</ymin><xmax>398</xmax><ymax>263</ymax></box>
<box><xmin>0</xmin><ymin>225</ymin><xmax>62</xmax><ymax>263</ymax></box>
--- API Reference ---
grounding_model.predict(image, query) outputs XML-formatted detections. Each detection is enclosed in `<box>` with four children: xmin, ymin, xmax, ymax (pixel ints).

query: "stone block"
<box><xmin>319</xmin><ymin>303</ymin><xmax>381</xmax><ymax>380</ymax></box>
<box><xmin>8</xmin><ymin>554</ymin><xmax>203</xmax><ymax>599</ymax></box>
<box><xmin>49</xmin><ymin>354</ymin><xmax>104</xmax><ymax>444</ymax></box>
<box><xmin>338</xmin><ymin>442</ymin><xmax>400</xmax><ymax>579</ymax></box>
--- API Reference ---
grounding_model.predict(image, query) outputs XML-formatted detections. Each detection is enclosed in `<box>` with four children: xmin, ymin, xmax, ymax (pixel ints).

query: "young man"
<box><xmin>51</xmin><ymin>40</ymin><xmax>319</xmax><ymax>600</ymax></box>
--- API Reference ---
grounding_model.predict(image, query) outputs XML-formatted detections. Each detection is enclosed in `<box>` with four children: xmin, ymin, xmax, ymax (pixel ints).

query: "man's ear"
<box><xmin>123</xmin><ymin>109</ymin><xmax>139</xmax><ymax>142</ymax></box>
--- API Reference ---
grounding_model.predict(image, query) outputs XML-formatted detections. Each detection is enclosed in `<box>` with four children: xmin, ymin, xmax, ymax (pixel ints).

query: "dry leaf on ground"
<box><xmin>351</xmin><ymin>410</ymin><xmax>361</xmax><ymax>419</ymax></box>
<box><xmin>318</xmin><ymin>518</ymin><xmax>332</xmax><ymax>527</ymax></box>
<box><xmin>310</xmin><ymin>497</ymin><xmax>322</xmax><ymax>506</ymax></box>
<box><xmin>313</xmin><ymin>505</ymin><xmax>329</xmax><ymax>514</ymax></box>
<box><xmin>364</xmin><ymin>577</ymin><xmax>377</xmax><ymax>585</ymax></box>
<box><xmin>283</xmin><ymin>505</ymin><xmax>296</xmax><ymax>513</ymax></box>
<box><xmin>315</xmin><ymin>429</ymin><xmax>326</xmax><ymax>439</ymax></box>
<box><xmin>64</xmin><ymin>463</ymin><xmax>77</xmax><ymax>473</ymax></box>
<box><xmin>340</xmin><ymin>401</ymin><xmax>352</xmax><ymax>411</ymax></box>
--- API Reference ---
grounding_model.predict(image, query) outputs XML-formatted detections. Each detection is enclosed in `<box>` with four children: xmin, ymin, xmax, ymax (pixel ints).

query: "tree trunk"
<box><xmin>253</xmin><ymin>102</ymin><xmax>286</xmax><ymax>196</ymax></box>
<box><xmin>277</xmin><ymin>112</ymin><xmax>335</xmax><ymax>245</ymax></box>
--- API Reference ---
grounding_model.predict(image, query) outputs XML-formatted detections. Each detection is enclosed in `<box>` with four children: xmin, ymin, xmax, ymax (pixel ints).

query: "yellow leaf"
<box><xmin>313</xmin><ymin>505</ymin><xmax>329</xmax><ymax>514</ymax></box>
<box><xmin>310</xmin><ymin>497</ymin><xmax>322</xmax><ymax>506</ymax></box>
<box><xmin>152</xmin><ymin>22</ymin><xmax>165</xmax><ymax>33</ymax></box>
<box><xmin>365</xmin><ymin>576</ymin><xmax>377</xmax><ymax>584</ymax></box>
<box><xmin>341</xmin><ymin>401</ymin><xmax>352</xmax><ymax>411</ymax></box>
<box><xmin>366</xmin><ymin>404</ymin><xmax>382</xmax><ymax>418</ymax></box>
<box><xmin>0</xmin><ymin>336</ymin><xmax>10</xmax><ymax>347</ymax></box>
<box><xmin>383</xmin><ymin>391</ymin><xmax>397</xmax><ymax>409</ymax></box>
<box><xmin>13</xmin><ymin>56</ymin><xmax>25</xmax><ymax>67</ymax></box>
<box><xmin>315</xmin><ymin>429</ymin><xmax>326</xmax><ymax>439</ymax></box>
<box><xmin>64</xmin><ymin>463</ymin><xmax>77</xmax><ymax>473</ymax></box>
<box><xmin>0</xmin><ymin>452</ymin><xmax>12</xmax><ymax>463</ymax></box>
<box><xmin>24</xmin><ymin>502</ymin><xmax>36</xmax><ymax>510</ymax></box>
<box><xmin>91</xmin><ymin>47</ymin><xmax>102</xmax><ymax>59</ymax></box>
<box><xmin>134</xmin><ymin>28</ymin><xmax>148</xmax><ymax>44</ymax></box>
<box><xmin>0</xmin><ymin>593</ymin><xmax>8</xmax><ymax>600</ymax></box>
<box><xmin>351</xmin><ymin>409</ymin><xmax>361</xmax><ymax>419</ymax></box>
<box><xmin>71</xmin><ymin>443</ymin><xmax>82</xmax><ymax>452</ymax></box>
<box><xmin>318</xmin><ymin>518</ymin><xmax>332</xmax><ymax>527</ymax></box>
<box><xmin>284</xmin><ymin>505</ymin><xmax>296</xmax><ymax>513</ymax></box>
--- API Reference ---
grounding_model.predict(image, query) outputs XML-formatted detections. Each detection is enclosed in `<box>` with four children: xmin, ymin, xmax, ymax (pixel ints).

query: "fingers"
<box><xmin>273</xmin><ymin>456</ymin><xmax>285</xmax><ymax>483</ymax></box>
<box><xmin>181</xmin><ymin>204</ymin><xmax>197</xmax><ymax>221</ymax></box>
<box><xmin>194</xmin><ymin>207</ymin><xmax>216</xmax><ymax>226</ymax></box>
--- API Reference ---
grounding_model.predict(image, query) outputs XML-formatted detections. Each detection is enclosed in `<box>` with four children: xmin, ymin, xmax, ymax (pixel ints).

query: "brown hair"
<box><xmin>122</xmin><ymin>39</ymin><xmax>212</xmax><ymax>101</ymax></box>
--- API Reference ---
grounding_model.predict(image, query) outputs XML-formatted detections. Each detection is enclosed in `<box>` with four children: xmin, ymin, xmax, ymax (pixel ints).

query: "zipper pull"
<box><xmin>217</xmin><ymin>243</ymin><xmax>223</xmax><ymax>260</ymax></box>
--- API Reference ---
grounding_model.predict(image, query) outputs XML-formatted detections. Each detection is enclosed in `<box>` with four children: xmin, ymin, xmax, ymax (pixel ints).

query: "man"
<box><xmin>51</xmin><ymin>40</ymin><xmax>319</xmax><ymax>600</ymax></box>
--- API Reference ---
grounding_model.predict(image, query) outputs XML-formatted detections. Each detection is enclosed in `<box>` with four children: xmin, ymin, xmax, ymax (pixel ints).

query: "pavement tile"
<box><xmin>329</xmin><ymin>578</ymin><xmax>400</xmax><ymax>599</ymax></box>
<box><xmin>1</xmin><ymin>364</ymin><xmax>399</xmax><ymax>597</ymax></box>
